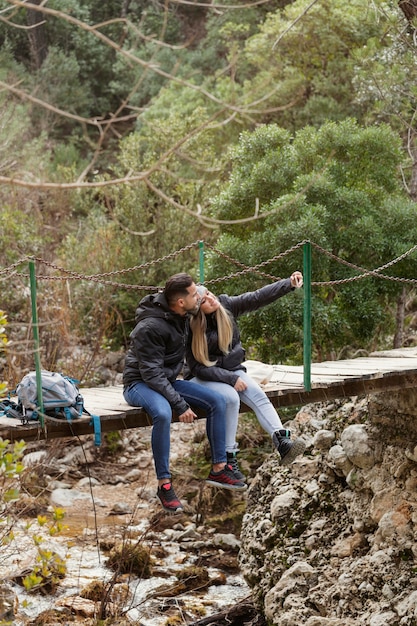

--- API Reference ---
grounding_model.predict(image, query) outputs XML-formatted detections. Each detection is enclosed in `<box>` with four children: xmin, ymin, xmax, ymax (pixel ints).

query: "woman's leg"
<box><xmin>236</xmin><ymin>370</ymin><xmax>306</xmax><ymax>464</ymax></box>
<box><xmin>188</xmin><ymin>377</ymin><xmax>240</xmax><ymax>453</ymax></box>
<box><xmin>123</xmin><ymin>382</ymin><xmax>172</xmax><ymax>480</ymax></box>
<box><xmin>236</xmin><ymin>370</ymin><xmax>283</xmax><ymax>435</ymax></box>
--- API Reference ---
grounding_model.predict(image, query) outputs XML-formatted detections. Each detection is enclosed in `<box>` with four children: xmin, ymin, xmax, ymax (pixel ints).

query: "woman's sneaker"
<box><xmin>226</xmin><ymin>451</ymin><xmax>246</xmax><ymax>481</ymax></box>
<box><xmin>272</xmin><ymin>429</ymin><xmax>306</xmax><ymax>466</ymax></box>
<box><xmin>156</xmin><ymin>482</ymin><xmax>184</xmax><ymax>513</ymax></box>
<box><xmin>206</xmin><ymin>464</ymin><xmax>247</xmax><ymax>490</ymax></box>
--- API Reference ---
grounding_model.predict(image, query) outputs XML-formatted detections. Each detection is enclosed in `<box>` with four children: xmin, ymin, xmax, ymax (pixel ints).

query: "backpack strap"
<box><xmin>89</xmin><ymin>413</ymin><xmax>101</xmax><ymax>447</ymax></box>
<box><xmin>0</xmin><ymin>399</ymin><xmax>25</xmax><ymax>422</ymax></box>
<box><xmin>81</xmin><ymin>408</ymin><xmax>101</xmax><ymax>447</ymax></box>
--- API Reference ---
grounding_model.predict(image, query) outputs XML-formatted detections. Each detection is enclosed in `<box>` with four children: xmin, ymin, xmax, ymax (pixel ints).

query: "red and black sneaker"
<box><xmin>156</xmin><ymin>482</ymin><xmax>184</xmax><ymax>513</ymax></box>
<box><xmin>205</xmin><ymin>464</ymin><xmax>247</xmax><ymax>491</ymax></box>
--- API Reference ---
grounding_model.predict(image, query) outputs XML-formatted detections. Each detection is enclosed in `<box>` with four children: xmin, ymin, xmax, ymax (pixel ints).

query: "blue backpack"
<box><xmin>0</xmin><ymin>370</ymin><xmax>101</xmax><ymax>446</ymax></box>
<box><xmin>17</xmin><ymin>370</ymin><xmax>84</xmax><ymax>421</ymax></box>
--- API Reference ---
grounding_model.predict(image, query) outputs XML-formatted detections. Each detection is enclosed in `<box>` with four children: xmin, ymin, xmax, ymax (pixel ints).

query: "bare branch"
<box><xmin>272</xmin><ymin>0</ymin><xmax>322</xmax><ymax>50</ymax></box>
<box><xmin>168</xmin><ymin>0</ymin><xmax>272</xmax><ymax>8</ymax></box>
<box><xmin>5</xmin><ymin>0</ymin><xmax>298</xmax><ymax>117</ymax></box>
<box><xmin>0</xmin><ymin>80</ymin><xmax>137</xmax><ymax>128</ymax></box>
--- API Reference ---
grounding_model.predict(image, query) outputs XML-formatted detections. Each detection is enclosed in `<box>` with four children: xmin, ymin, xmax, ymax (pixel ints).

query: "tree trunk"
<box><xmin>399</xmin><ymin>0</ymin><xmax>417</xmax><ymax>22</ymax></box>
<box><xmin>27</xmin><ymin>0</ymin><xmax>48</xmax><ymax>69</ymax></box>
<box><xmin>393</xmin><ymin>286</ymin><xmax>407</xmax><ymax>348</ymax></box>
<box><xmin>398</xmin><ymin>2</ymin><xmax>417</xmax><ymax>198</ymax></box>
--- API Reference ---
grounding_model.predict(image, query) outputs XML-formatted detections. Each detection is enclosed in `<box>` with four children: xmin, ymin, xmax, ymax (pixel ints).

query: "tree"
<box><xmin>205</xmin><ymin>120</ymin><xmax>417</xmax><ymax>362</ymax></box>
<box><xmin>1</xmin><ymin>0</ymin><xmax>417</xmax><ymax>369</ymax></box>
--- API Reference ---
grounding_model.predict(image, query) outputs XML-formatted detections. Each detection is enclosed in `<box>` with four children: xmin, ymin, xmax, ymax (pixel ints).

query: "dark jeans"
<box><xmin>123</xmin><ymin>379</ymin><xmax>227</xmax><ymax>480</ymax></box>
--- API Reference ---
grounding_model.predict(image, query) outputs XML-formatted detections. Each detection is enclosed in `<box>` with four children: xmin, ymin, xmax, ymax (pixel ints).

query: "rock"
<box><xmin>312</xmin><ymin>429</ymin><xmax>336</xmax><ymax>450</ymax></box>
<box><xmin>109</xmin><ymin>502</ymin><xmax>133</xmax><ymax>515</ymax></box>
<box><xmin>340</xmin><ymin>424</ymin><xmax>376</xmax><ymax>469</ymax></box>
<box><xmin>50</xmin><ymin>487</ymin><xmax>105</xmax><ymax>507</ymax></box>
<box><xmin>239</xmin><ymin>393</ymin><xmax>417</xmax><ymax>625</ymax></box>
<box><xmin>56</xmin><ymin>595</ymin><xmax>98</xmax><ymax>617</ymax></box>
<box><xmin>271</xmin><ymin>489</ymin><xmax>300</xmax><ymax>521</ymax></box>
<box><xmin>327</xmin><ymin>444</ymin><xmax>353</xmax><ymax>476</ymax></box>
<box><xmin>0</xmin><ymin>584</ymin><xmax>17</xmax><ymax>622</ymax></box>
<box><xmin>212</xmin><ymin>533</ymin><xmax>241</xmax><ymax>550</ymax></box>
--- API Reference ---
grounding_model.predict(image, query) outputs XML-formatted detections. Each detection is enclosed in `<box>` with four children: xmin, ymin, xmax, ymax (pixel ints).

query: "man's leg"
<box><xmin>173</xmin><ymin>379</ymin><xmax>227</xmax><ymax>464</ymax></box>
<box><xmin>124</xmin><ymin>382</ymin><xmax>184</xmax><ymax>513</ymax></box>
<box><xmin>123</xmin><ymin>382</ymin><xmax>172</xmax><ymax>480</ymax></box>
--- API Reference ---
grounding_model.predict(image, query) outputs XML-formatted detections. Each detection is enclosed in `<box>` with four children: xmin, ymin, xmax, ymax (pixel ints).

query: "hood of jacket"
<box><xmin>135</xmin><ymin>292</ymin><xmax>172</xmax><ymax>324</ymax></box>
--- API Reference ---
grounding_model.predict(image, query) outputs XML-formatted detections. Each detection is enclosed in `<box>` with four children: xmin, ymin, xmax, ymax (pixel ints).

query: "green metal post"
<box><xmin>303</xmin><ymin>241</ymin><xmax>312</xmax><ymax>391</ymax></box>
<box><xmin>29</xmin><ymin>260</ymin><xmax>44</xmax><ymax>426</ymax></box>
<box><xmin>199</xmin><ymin>240</ymin><xmax>205</xmax><ymax>284</ymax></box>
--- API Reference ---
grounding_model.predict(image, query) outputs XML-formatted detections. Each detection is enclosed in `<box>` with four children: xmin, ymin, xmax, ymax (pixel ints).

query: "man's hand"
<box><xmin>178</xmin><ymin>407</ymin><xmax>197</xmax><ymax>423</ymax></box>
<box><xmin>290</xmin><ymin>271</ymin><xmax>303</xmax><ymax>288</ymax></box>
<box><xmin>234</xmin><ymin>377</ymin><xmax>248</xmax><ymax>391</ymax></box>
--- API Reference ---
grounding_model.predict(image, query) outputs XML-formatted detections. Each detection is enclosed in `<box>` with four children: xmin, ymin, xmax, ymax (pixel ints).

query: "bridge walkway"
<box><xmin>1</xmin><ymin>347</ymin><xmax>417</xmax><ymax>443</ymax></box>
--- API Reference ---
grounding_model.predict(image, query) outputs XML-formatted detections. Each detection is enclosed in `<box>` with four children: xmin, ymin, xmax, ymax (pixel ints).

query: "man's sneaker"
<box><xmin>206</xmin><ymin>464</ymin><xmax>247</xmax><ymax>490</ymax></box>
<box><xmin>226</xmin><ymin>451</ymin><xmax>246</xmax><ymax>481</ymax></box>
<box><xmin>273</xmin><ymin>429</ymin><xmax>306</xmax><ymax>466</ymax></box>
<box><xmin>156</xmin><ymin>482</ymin><xmax>184</xmax><ymax>513</ymax></box>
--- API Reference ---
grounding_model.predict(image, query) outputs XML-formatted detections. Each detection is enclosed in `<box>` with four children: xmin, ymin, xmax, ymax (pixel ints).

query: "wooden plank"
<box><xmin>2</xmin><ymin>347</ymin><xmax>417</xmax><ymax>443</ymax></box>
<box><xmin>2</xmin><ymin>368</ymin><xmax>417</xmax><ymax>443</ymax></box>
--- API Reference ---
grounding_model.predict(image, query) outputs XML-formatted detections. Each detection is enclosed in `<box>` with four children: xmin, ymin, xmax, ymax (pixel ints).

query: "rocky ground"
<box><xmin>5</xmin><ymin>357</ymin><xmax>415</xmax><ymax>626</ymax></box>
<box><xmin>240</xmin><ymin>389</ymin><xmax>417</xmax><ymax>626</ymax></box>
<box><xmin>0</xmin><ymin>417</ymin><xmax>270</xmax><ymax>626</ymax></box>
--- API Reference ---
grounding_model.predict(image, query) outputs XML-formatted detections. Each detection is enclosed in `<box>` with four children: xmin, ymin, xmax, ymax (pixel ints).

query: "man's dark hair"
<box><xmin>164</xmin><ymin>273</ymin><xmax>194</xmax><ymax>306</ymax></box>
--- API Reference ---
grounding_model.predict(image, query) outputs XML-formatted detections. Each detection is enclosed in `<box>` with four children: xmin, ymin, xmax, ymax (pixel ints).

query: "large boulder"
<box><xmin>239</xmin><ymin>393</ymin><xmax>417</xmax><ymax>625</ymax></box>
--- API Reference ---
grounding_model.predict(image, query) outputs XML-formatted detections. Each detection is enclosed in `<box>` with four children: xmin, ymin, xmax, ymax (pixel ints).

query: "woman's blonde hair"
<box><xmin>190</xmin><ymin>303</ymin><xmax>233</xmax><ymax>367</ymax></box>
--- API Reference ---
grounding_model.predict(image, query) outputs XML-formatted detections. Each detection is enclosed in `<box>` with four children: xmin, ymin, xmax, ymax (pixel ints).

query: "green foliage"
<box><xmin>57</xmin><ymin>95</ymin><xmax>240</xmax><ymax>345</ymax></box>
<box><xmin>0</xmin><ymin>438</ymin><xmax>26</xmax><ymax>550</ymax></box>
<box><xmin>1</xmin><ymin>0</ymin><xmax>417</xmax><ymax>366</ymax></box>
<box><xmin>0</xmin><ymin>440</ymin><xmax>69</xmax><ymax>594</ymax></box>
<box><xmin>0</xmin><ymin>438</ymin><xmax>25</xmax><ymax>482</ymax></box>
<box><xmin>241</xmin><ymin>0</ymin><xmax>401</xmax><ymax>129</ymax></box>
<box><xmin>32</xmin><ymin>46</ymin><xmax>91</xmax><ymax>131</ymax></box>
<box><xmin>22</xmin><ymin>547</ymin><xmax>67</xmax><ymax>593</ymax></box>
<box><xmin>22</xmin><ymin>509</ymin><xmax>67</xmax><ymax>593</ymax></box>
<box><xmin>0</xmin><ymin>311</ymin><xmax>8</xmax><ymax>396</ymax></box>
<box><xmin>207</xmin><ymin>119</ymin><xmax>417</xmax><ymax>361</ymax></box>
<box><xmin>103</xmin><ymin>430</ymin><xmax>123</xmax><ymax>456</ymax></box>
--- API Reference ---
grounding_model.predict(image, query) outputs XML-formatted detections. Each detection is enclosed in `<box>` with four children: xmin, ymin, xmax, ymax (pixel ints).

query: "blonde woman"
<box><xmin>187</xmin><ymin>273</ymin><xmax>306</xmax><ymax>480</ymax></box>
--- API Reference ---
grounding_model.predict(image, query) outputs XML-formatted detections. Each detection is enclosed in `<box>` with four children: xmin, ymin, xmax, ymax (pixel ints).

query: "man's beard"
<box><xmin>188</xmin><ymin>303</ymin><xmax>201</xmax><ymax>316</ymax></box>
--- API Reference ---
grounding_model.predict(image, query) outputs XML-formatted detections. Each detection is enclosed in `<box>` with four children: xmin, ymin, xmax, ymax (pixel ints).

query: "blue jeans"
<box><xmin>191</xmin><ymin>369</ymin><xmax>283</xmax><ymax>451</ymax></box>
<box><xmin>123</xmin><ymin>379</ymin><xmax>227</xmax><ymax>480</ymax></box>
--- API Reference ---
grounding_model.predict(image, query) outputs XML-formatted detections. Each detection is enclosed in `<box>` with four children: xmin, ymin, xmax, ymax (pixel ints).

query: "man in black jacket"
<box><xmin>123</xmin><ymin>273</ymin><xmax>246</xmax><ymax>513</ymax></box>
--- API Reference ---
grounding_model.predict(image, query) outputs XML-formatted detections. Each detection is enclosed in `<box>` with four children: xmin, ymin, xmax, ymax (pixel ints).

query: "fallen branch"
<box><xmin>187</xmin><ymin>596</ymin><xmax>266</xmax><ymax>626</ymax></box>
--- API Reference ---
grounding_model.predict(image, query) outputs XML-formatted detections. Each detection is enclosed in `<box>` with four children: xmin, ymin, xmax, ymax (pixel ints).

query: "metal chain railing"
<box><xmin>203</xmin><ymin>241</ymin><xmax>306</xmax><ymax>284</ymax></box>
<box><xmin>1</xmin><ymin>240</ymin><xmax>416</xmax><ymax>288</ymax></box>
<box><xmin>310</xmin><ymin>242</ymin><xmax>417</xmax><ymax>286</ymax></box>
<box><xmin>3</xmin><ymin>239</ymin><xmax>416</xmax><ymax>398</ymax></box>
<box><xmin>0</xmin><ymin>242</ymin><xmax>201</xmax><ymax>290</ymax></box>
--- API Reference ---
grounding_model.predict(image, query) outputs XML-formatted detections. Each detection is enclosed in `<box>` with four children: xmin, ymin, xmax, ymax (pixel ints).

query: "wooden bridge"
<box><xmin>1</xmin><ymin>346</ymin><xmax>417</xmax><ymax>443</ymax></box>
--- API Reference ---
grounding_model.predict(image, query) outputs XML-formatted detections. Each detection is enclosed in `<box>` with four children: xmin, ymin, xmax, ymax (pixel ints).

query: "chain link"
<box><xmin>310</xmin><ymin>242</ymin><xmax>417</xmax><ymax>286</ymax></box>
<box><xmin>1</xmin><ymin>240</ymin><xmax>416</xmax><ymax>289</ymax></box>
<box><xmin>0</xmin><ymin>256</ymin><xmax>32</xmax><ymax>276</ymax></box>
<box><xmin>30</xmin><ymin>241</ymin><xmax>200</xmax><ymax>279</ymax></box>
<box><xmin>204</xmin><ymin>241</ymin><xmax>306</xmax><ymax>283</ymax></box>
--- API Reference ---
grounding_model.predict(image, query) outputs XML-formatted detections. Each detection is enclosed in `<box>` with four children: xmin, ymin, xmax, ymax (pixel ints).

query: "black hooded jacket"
<box><xmin>123</xmin><ymin>292</ymin><xmax>190</xmax><ymax>415</ymax></box>
<box><xmin>186</xmin><ymin>279</ymin><xmax>293</xmax><ymax>387</ymax></box>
